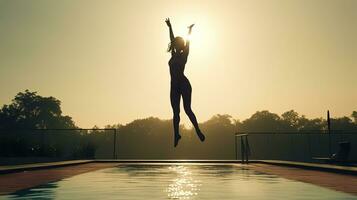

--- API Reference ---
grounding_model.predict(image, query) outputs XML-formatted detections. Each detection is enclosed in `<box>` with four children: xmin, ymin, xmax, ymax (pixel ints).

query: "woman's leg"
<box><xmin>170</xmin><ymin>85</ymin><xmax>181</xmax><ymax>147</ymax></box>
<box><xmin>181</xmin><ymin>80</ymin><xmax>205</xmax><ymax>142</ymax></box>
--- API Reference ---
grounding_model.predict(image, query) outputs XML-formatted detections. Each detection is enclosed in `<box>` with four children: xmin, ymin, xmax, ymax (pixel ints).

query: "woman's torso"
<box><xmin>169</xmin><ymin>53</ymin><xmax>188</xmax><ymax>84</ymax></box>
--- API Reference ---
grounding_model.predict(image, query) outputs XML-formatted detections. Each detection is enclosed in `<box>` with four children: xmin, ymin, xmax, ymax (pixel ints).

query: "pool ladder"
<box><xmin>235</xmin><ymin>133</ymin><xmax>250</xmax><ymax>163</ymax></box>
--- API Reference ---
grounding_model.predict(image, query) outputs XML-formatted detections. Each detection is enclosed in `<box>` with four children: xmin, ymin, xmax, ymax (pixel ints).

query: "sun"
<box><xmin>180</xmin><ymin>21</ymin><xmax>215</xmax><ymax>56</ymax></box>
<box><xmin>170</xmin><ymin>14</ymin><xmax>219</xmax><ymax>75</ymax></box>
<box><xmin>170</xmin><ymin>15</ymin><xmax>215</xmax><ymax>47</ymax></box>
<box><xmin>185</xmin><ymin>34</ymin><xmax>192</xmax><ymax>42</ymax></box>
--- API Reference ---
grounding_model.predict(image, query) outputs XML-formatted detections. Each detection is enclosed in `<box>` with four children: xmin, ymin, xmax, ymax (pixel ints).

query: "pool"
<box><xmin>2</xmin><ymin>164</ymin><xmax>357</xmax><ymax>200</ymax></box>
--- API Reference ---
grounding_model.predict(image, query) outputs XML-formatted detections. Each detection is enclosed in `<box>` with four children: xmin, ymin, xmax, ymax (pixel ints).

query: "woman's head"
<box><xmin>168</xmin><ymin>36</ymin><xmax>185</xmax><ymax>53</ymax></box>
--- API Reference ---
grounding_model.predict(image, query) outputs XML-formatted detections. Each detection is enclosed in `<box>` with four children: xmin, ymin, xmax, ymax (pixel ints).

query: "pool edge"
<box><xmin>1</xmin><ymin>159</ymin><xmax>357</xmax><ymax>176</ymax></box>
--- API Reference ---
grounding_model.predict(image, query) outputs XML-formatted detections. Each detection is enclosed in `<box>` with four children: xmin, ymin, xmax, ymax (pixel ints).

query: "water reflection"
<box><xmin>2</xmin><ymin>164</ymin><xmax>356</xmax><ymax>200</ymax></box>
<box><xmin>7</xmin><ymin>182</ymin><xmax>58</xmax><ymax>200</ymax></box>
<box><xmin>166</xmin><ymin>166</ymin><xmax>201</xmax><ymax>199</ymax></box>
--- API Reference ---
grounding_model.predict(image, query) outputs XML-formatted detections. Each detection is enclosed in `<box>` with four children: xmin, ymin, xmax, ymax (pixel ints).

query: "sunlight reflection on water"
<box><xmin>166</xmin><ymin>166</ymin><xmax>201</xmax><ymax>199</ymax></box>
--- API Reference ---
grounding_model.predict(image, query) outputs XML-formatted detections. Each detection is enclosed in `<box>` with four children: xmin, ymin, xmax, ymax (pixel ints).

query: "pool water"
<box><xmin>2</xmin><ymin>164</ymin><xmax>357</xmax><ymax>200</ymax></box>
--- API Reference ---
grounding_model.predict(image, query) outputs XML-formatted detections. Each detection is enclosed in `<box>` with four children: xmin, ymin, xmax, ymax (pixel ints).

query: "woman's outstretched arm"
<box><xmin>165</xmin><ymin>18</ymin><xmax>175</xmax><ymax>42</ymax></box>
<box><xmin>184</xmin><ymin>24</ymin><xmax>194</xmax><ymax>57</ymax></box>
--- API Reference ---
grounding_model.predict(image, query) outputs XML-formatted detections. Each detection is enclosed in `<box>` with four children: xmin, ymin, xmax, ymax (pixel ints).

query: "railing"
<box><xmin>0</xmin><ymin>128</ymin><xmax>118</xmax><ymax>160</ymax></box>
<box><xmin>235</xmin><ymin>133</ymin><xmax>250</xmax><ymax>163</ymax></box>
<box><xmin>234</xmin><ymin>131</ymin><xmax>357</xmax><ymax>163</ymax></box>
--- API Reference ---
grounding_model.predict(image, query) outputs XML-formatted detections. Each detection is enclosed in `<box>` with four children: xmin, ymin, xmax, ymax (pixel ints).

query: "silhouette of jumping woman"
<box><xmin>165</xmin><ymin>18</ymin><xmax>206</xmax><ymax>147</ymax></box>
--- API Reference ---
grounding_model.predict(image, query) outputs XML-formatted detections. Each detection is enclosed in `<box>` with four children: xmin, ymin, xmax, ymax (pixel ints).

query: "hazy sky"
<box><xmin>0</xmin><ymin>0</ymin><xmax>356</xmax><ymax>128</ymax></box>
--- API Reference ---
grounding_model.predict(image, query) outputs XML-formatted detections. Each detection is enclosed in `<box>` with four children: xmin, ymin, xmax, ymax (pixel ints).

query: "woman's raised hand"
<box><xmin>165</xmin><ymin>18</ymin><xmax>171</xmax><ymax>27</ymax></box>
<box><xmin>187</xmin><ymin>24</ymin><xmax>194</xmax><ymax>35</ymax></box>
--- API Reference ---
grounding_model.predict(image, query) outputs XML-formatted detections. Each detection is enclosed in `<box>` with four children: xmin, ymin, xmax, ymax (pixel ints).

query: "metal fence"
<box><xmin>234</xmin><ymin>132</ymin><xmax>357</xmax><ymax>163</ymax></box>
<box><xmin>3</xmin><ymin>129</ymin><xmax>357</xmax><ymax>163</ymax></box>
<box><xmin>0</xmin><ymin>129</ymin><xmax>118</xmax><ymax>161</ymax></box>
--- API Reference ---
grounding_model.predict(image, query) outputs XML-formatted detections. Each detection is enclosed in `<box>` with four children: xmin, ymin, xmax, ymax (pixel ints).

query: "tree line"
<box><xmin>1</xmin><ymin>90</ymin><xmax>356</xmax><ymax>132</ymax></box>
<box><xmin>1</xmin><ymin>90</ymin><xmax>356</xmax><ymax>159</ymax></box>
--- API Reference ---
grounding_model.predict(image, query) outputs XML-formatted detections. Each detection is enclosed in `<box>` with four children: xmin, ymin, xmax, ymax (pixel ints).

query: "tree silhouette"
<box><xmin>297</xmin><ymin>116</ymin><xmax>326</xmax><ymax>131</ymax></box>
<box><xmin>0</xmin><ymin>90</ymin><xmax>76</xmax><ymax>129</ymax></box>
<box><xmin>281</xmin><ymin>110</ymin><xmax>300</xmax><ymax>131</ymax></box>
<box><xmin>352</xmin><ymin>111</ymin><xmax>357</xmax><ymax>124</ymax></box>
<box><xmin>239</xmin><ymin>110</ymin><xmax>283</xmax><ymax>132</ymax></box>
<box><xmin>330</xmin><ymin>116</ymin><xmax>356</xmax><ymax>132</ymax></box>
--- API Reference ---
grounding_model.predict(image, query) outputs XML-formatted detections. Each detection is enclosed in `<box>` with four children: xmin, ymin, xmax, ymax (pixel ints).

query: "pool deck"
<box><xmin>0</xmin><ymin>162</ymin><xmax>117</xmax><ymax>195</ymax></box>
<box><xmin>249</xmin><ymin>163</ymin><xmax>357</xmax><ymax>196</ymax></box>
<box><xmin>1</xmin><ymin>160</ymin><xmax>357</xmax><ymax>196</ymax></box>
<box><xmin>0</xmin><ymin>160</ymin><xmax>94</xmax><ymax>174</ymax></box>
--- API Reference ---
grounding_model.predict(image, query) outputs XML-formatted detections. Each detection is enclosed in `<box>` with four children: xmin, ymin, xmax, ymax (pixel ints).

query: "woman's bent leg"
<box><xmin>181</xmin><ymin>81</ymin><xmax>205</xmax><ymax>142</ymax></box>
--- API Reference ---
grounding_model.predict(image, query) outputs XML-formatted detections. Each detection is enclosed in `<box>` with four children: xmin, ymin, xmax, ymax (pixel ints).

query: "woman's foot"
<box><xmin>174</xmin><ymin>134</ymin><xmax>182</xmax><ymax>147</ymax></box>
<box><xmin>197</xmin><ymin>131</ymin><xmax>205</xmax><ymax>142</ymax></box>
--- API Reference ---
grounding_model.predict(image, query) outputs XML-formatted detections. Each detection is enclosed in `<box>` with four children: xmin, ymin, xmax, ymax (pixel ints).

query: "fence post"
<box><xmin>244</xmin><ymin>135</ymin><xmax>249</xmax><ymax>163</ymax></box>
<box><xmin>113</xmin><ymin>129</ymin><xmax>117</xmax><ymax>159</ymax></box>
<box><xmin>235</xmin><ymin>134</ymin><xmax>238</xmax><ymax>160</ymax></box>
<box><xmin>41</xmin><ymin>129</ymin><xmax>45</xmax><ymax>156</ymax></box>
<box><xmin>327</xmin><ymin>110</ymin><xmax>332</xmax><ymax>157</ymax></box>
<box><xmin>241</xmin><ymin>137</ymin><xmax>245</xmax><ymax>163</ymax></box>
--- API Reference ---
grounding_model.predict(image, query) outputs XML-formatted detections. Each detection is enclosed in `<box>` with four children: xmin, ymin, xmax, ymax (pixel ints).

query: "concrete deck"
<box><xmin>0</xmin><ymin>160</ymin><xmax>94</xmax><ymax>174</ymax></box>
<box><xmin>0</xmin><ymin>162</ymin><xmax>117</xmax><ymax>195</ymax></box>
<box><xmin>249</xmin><ymin>163</ymin><xmax>357</xmax><ymax>195</ymax></box>
<box><xmin>256</xmin><ymin>160</ymin><xmax>357</xmax><ymax>175</ymax></box>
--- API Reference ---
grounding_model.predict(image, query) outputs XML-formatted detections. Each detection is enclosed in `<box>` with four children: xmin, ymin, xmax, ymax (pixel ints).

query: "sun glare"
<box><xmin>186</xmin><ymin>24</ymin><xmax>213</xmax><ymax>52</ymax></box>
<box><xmin>173</xmin><ymin>15</ymin><xmax>217</xmax><ymax>59</ymax></box>
<box><xmin>185</xmin><ymin>34</ymin><xmax>192</xmax><ymax>42</ymax></box>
